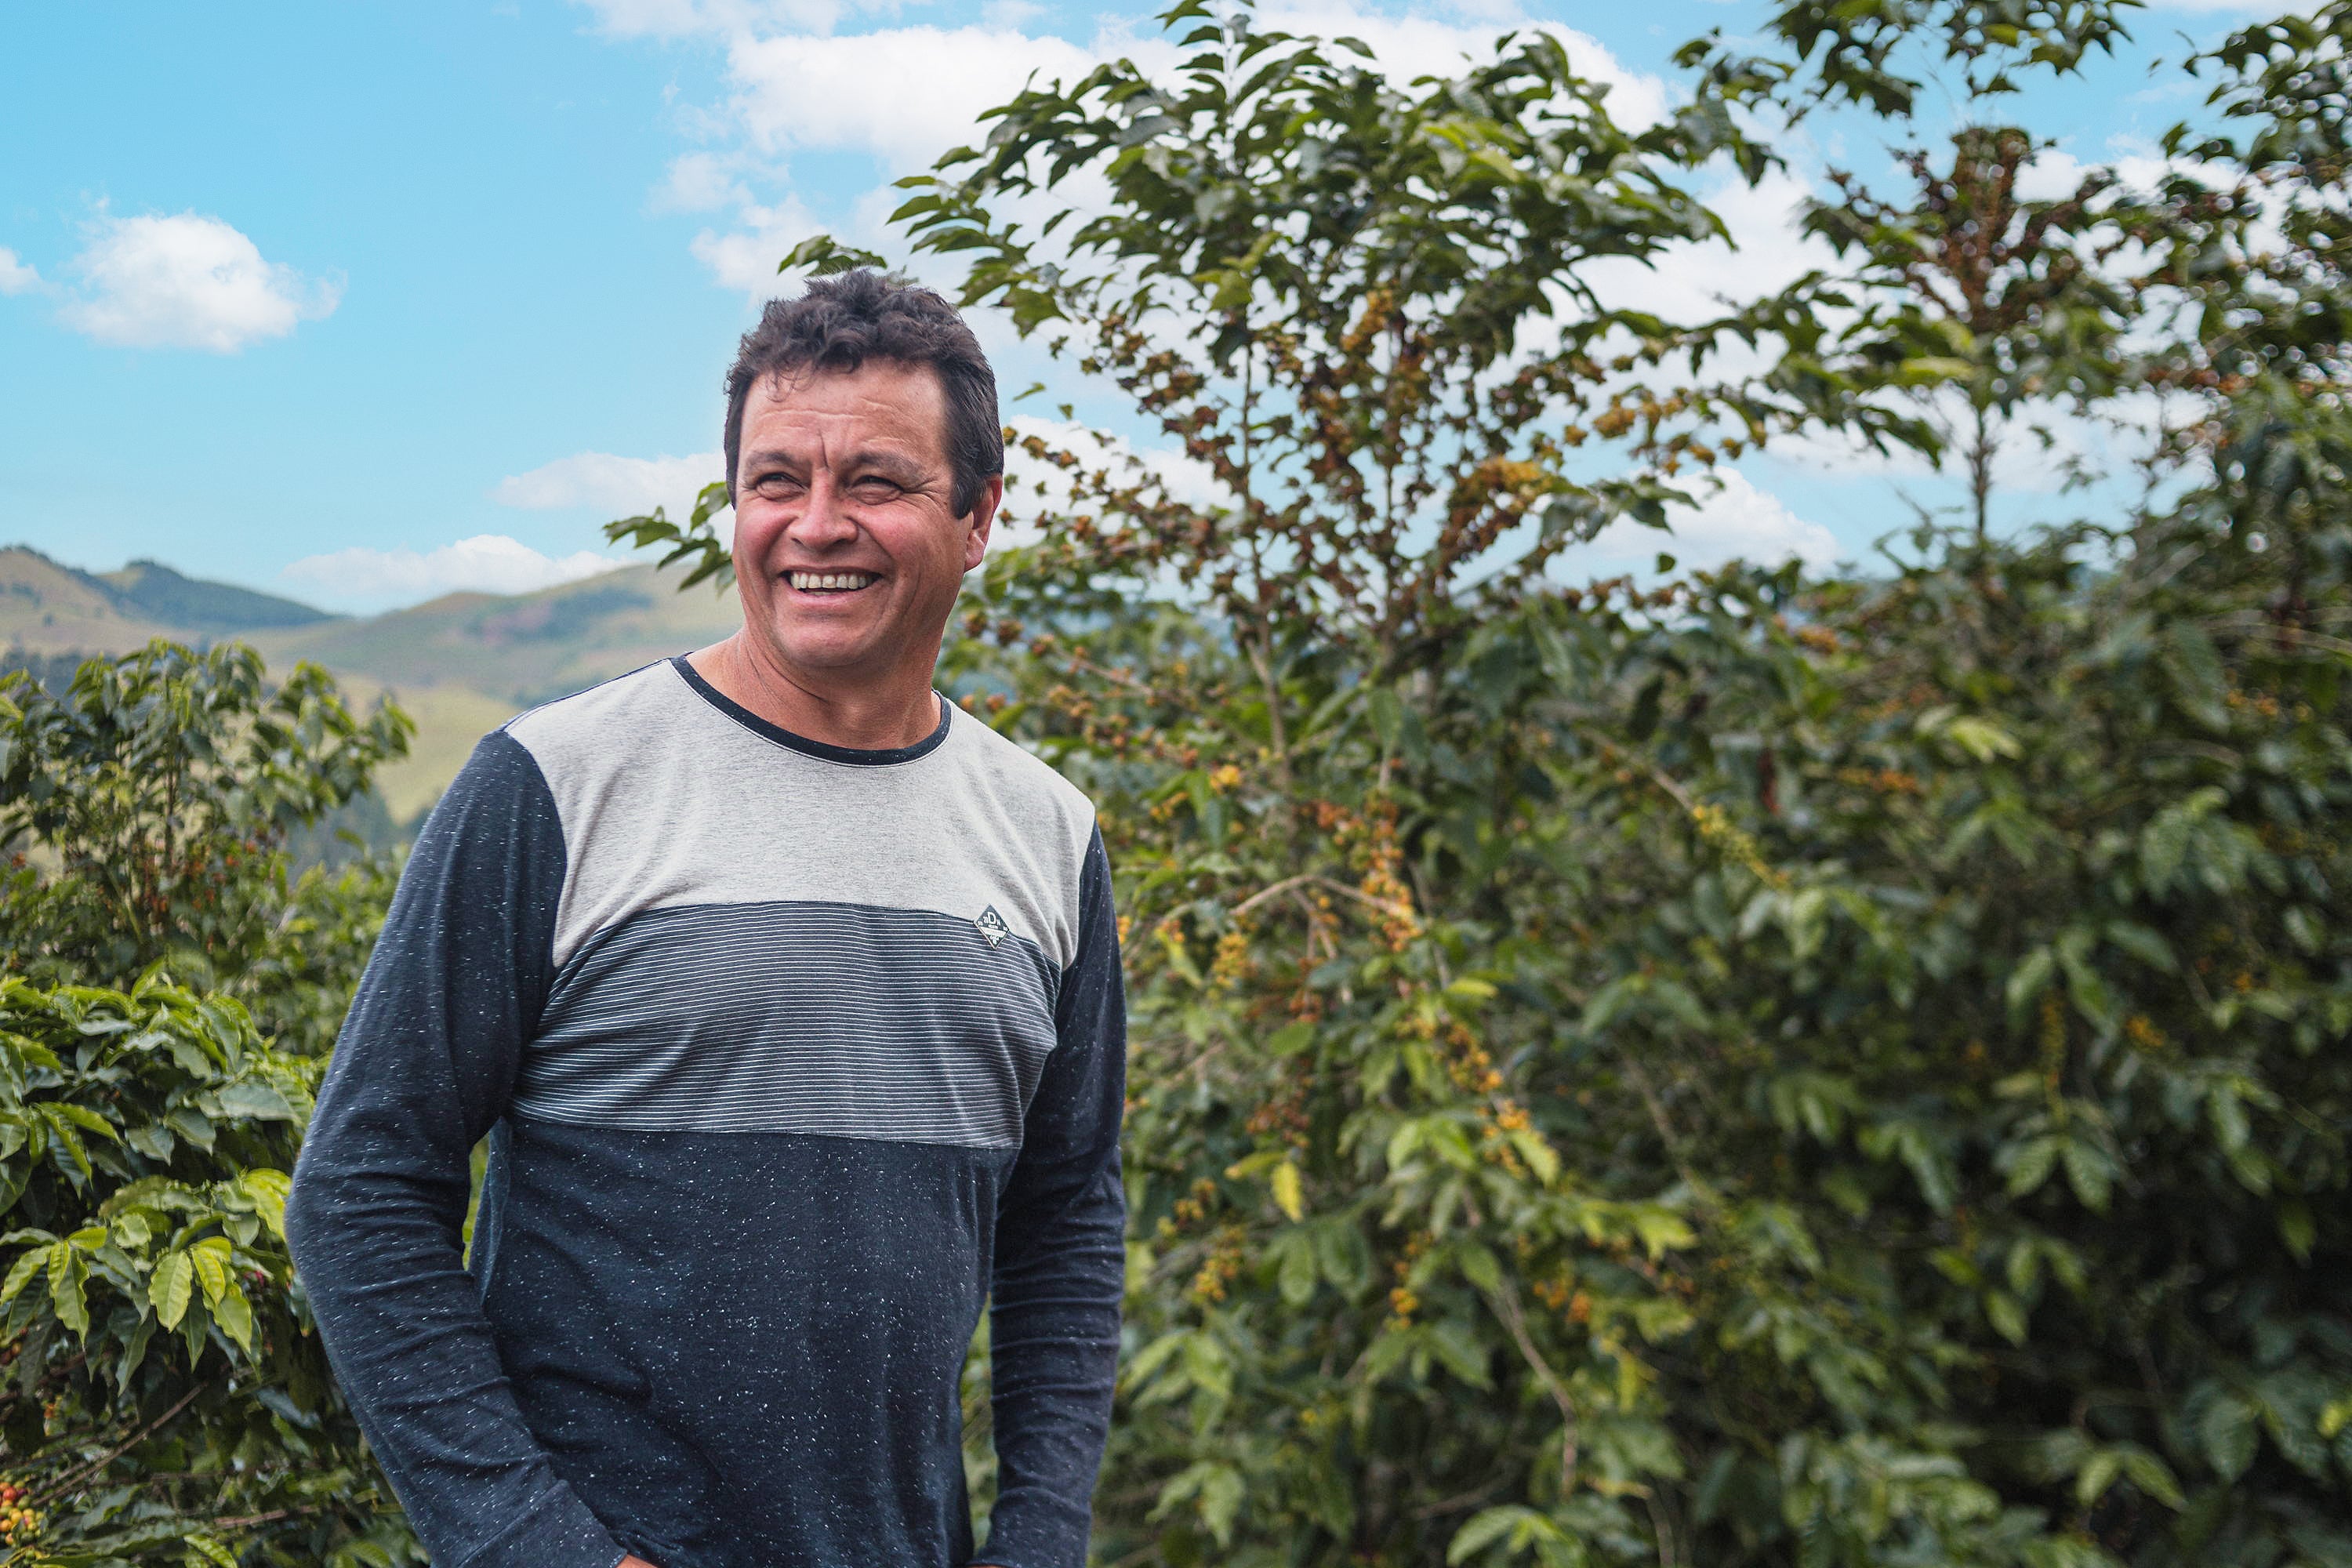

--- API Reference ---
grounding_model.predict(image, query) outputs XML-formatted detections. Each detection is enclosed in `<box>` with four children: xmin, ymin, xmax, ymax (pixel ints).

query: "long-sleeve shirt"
<box><xmin>286</xmin><ymin>656</ymin><xmax>1127</xmax><ymax>1568</ymax></box>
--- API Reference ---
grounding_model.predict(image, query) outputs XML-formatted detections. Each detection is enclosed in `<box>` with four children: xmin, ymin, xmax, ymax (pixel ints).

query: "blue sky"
<box><xmin>0</xmin><ymin>0</ymin><xmax>2277</xmax><ymax>612</ymax></box>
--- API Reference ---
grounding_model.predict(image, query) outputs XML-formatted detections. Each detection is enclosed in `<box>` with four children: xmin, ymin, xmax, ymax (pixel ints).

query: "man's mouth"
<box><xmin>787</xmin><ymin>572</ymin><xmax>879</xmax><ymax>593</ymax></box>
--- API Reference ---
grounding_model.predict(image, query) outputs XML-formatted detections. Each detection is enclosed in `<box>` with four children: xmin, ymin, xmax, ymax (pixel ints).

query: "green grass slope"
<box><xmin>326</xmin><ymin>677</ymin><xmax>532</xmax><ymax>826</ymax></box>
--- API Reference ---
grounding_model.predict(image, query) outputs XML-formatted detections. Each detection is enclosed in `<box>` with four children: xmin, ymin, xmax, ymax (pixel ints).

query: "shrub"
<box><xmin>0</xmin><ymin>644</ymin><xmax>415</xmax><ymax>1566</ymax></box>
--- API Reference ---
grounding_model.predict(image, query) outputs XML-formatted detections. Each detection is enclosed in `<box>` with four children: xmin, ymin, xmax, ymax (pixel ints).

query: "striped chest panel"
<box><xmin>502</xmin><ymin>660</ymin><xmax>1097</xmax><ymax>1152</ymax></box>
<box><xmin>514</xmin><ymin>900</ymin><xmax>1061</xmax><ymax>1146</ymax></box>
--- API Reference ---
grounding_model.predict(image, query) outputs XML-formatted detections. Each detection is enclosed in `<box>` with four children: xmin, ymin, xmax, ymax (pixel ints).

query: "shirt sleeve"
<box><xmin>285</xmin><ymin>731</ymin><xmax>626</xmax><ymax>1568</ymax></box>
<box><xmin>978</xmin><ymin>824</ymin><xmax>1129</xmax><ymax>1568</ymax></box>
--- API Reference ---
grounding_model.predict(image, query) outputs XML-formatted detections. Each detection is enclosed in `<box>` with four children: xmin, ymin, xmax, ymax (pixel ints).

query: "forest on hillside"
<box><xmin>0</xmin><ymin>0</ymin><xmax>2347</xmax><ymax>1564</ymax></box>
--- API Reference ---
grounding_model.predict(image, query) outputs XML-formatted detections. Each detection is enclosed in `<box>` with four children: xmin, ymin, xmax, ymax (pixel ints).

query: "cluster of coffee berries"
<box><xmin>0</xmin><ymin>1479</ymin><xmax>42</xmax><ymax>1544</ymax></box>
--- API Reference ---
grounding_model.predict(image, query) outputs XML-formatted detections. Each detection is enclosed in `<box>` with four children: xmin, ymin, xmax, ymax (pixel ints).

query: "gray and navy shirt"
<box><xmin>286</xmin><ymin>656</ymin><xmax>1127</xmax><ymax>1568</ymax></box>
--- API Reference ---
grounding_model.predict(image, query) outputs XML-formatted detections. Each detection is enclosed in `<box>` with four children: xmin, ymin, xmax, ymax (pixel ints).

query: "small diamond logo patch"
<box><xmin>975</xmin><ymin>906</ymin><xmax>1010</xmax><ymax>949</ymax></box>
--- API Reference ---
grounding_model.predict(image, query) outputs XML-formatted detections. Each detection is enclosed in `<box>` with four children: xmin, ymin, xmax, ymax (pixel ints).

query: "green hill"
<box><xmin>1</xmin><ymin>546</ymin><xmax>345</xmax><ymax>654</ymax></box>
<box><xmin>249</xmin><ymin>564</ymin><xmax>738</xmax><ymax>709</ymax></box>
<box><xmin>0</xmin><ymin>545</ymin><xmax>183</xmax><ymax>655</ymax></box>
<box><xmin>100</xmin><ymin>559</ymin><xmax>336</xmax><ymax>633</ymax></box>
<box><xmin>5</xmin><ymin>546</ymin><xmax>741</xmax><ymax>830</ymax></box>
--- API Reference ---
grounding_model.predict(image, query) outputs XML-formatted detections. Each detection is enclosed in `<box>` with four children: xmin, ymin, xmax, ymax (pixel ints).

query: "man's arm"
<box><xmin>978</xmin><ymin>826</ymin><xmax>1129</xmax><ymax>1568</ymax></box>
<box><xmin>285</xmin><ymin>732</ymin><xmax>627</xmax><ymax>1568</ymax></box>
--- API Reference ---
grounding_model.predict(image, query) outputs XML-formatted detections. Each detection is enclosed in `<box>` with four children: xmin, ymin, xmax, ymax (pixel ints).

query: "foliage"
<box><xmin>1680</xmin><ymin>0</ymin><xmax>2140</xmax><ymax>120</ymax></box>
<box><xmin>0</xmin><ymin>642</ymin><xmax>410</xmax><ymax>1045</ymax></box>
<box><xmin>885</xmin><ymin>0</ymin><xmax>1766</xmax><ymax>649</ymax></box>
<box><xmin>0</xmin><ymin>645</ymin><xmax>416</xmax><ymax>1566</ymax></box>
<box><xmin>0</xmin><ymin>659</ymin><xmax>87</xmax><ymax>704</ymax></box>
<box><xmin>2148</xmin><ymin>2</ymin><xmax>2352</xmax><ymax>463</ymax></box>
<box><xmin>1787</xmin><ymin>126</ymin><xmax>2142</xmax><ymax>538</ymax></box>
<box><xmin>605</xmin><ymin>482</ymin><xmax>741</xmax><ymax>597</ymax></box>
<box><xmin>0</xmin><ymin>977</ymin><xmax>412</xmax><ymax>1567</ymax></box>
<box><xmin>0</xmin><ymin>0</ymin><xmax>2326</xmax><ymax>1564</ymax></box>
<box><xmin>622</xmin><ymin>2</ymin><xmax>2352</xmax><ymax>1566</ymax></box>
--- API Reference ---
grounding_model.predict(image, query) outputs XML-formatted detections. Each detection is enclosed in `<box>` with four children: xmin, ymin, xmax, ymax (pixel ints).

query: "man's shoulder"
<box><xmin>943</xmin><ymin>704</ymin><xmax>1098</xmax><ymax>834</ymax></box>
<box><xmin>500</xmin><ymin>659</ymin><xmax>685</xmax><ymax>771</ymax></box>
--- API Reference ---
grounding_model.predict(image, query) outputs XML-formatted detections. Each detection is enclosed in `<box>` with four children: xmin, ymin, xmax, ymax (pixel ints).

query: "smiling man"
<box><xmin>286</xmin><ymin>271</ymin><xmax>1127</xmax><ymax>1568</ymax></box>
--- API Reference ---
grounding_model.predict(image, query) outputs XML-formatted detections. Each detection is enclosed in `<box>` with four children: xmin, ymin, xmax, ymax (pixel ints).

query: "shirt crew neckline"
<box><xmin>668</xmin><ymin>655</ymin><xmax>953</xmax><ymax>766</ymax></box>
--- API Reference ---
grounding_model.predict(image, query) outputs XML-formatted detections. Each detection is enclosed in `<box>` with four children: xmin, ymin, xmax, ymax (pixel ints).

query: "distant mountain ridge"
<box><xmin>2</xmin><ymin>544</ymin><xmax>740</xmax><ymax>826</ymax></box>
<box><xmin>101</xmin><ymin>558</ymin><xmax>337</xmax><ymax>633</ymax></box>
<box><xmin>0</xmin><ymin>545</ymin><xmax>336</xmax><ymax>653</ymax></box>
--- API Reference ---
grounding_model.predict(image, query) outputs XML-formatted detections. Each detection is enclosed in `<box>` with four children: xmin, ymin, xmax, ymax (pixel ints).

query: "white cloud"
<box><xmin>60</xmin><ymin>213</ymin><xmax>339</xmax><ymax>352</ymax></box>
<box><xmin>713</xmin><ymin>9</ymin><xmax>1652</xmax><ymax>176</ymax></box>
<box><xmin>579</xmin><ymin>0</ymin><xmax>851</xmax><ymax>37</ymax></box>
<box><xmin>724</xmin><ymin>26</ymin><xmax>1105</xmax><ymax>174</ymax></box>
<box><xmin>1584</xmin><ymin>168</ymin><xmax>1836</xmax><ymax>325</ymax></box>
<box><xmin>1261</xmin><ymin>5</ymin><xmax>1666</xmax><ymax>126</ymax></box>
<box><xmin>1561</xmin><ymin>470</ymin><xmax>1839</xmax><ymax>579</ymax></box>
<box><xmin>655</xmin><ymin>2</ymin><xmax>1671</xmax><ymax>292</ymax></box>
<box><xmin>495</xmin><ymin>449</ymin><xmax>727</xmax><ymax>521</ymax></box>
<box><xmin>655</xmin><ymin>151</ymin><xmax>752</xmax><ymax>213</ymax></box>
<box><xmin>691</xmin><ymin>194</ymin><xmax>822</xmax><ymax>296</ymax></box>
<box><xmin>2010</xmin><ymin>144</ymin><xmax>2196</xmax><ymax>205</ymax></box>
<box><xmin>0</xmin><ymin>248</ymin><xmax>39</xmax><ymax>296</ymax></box>
<box><xmin>281</xmin><ymin>535</ymin><xmax>626</xmax><ymax>611</ymax></box>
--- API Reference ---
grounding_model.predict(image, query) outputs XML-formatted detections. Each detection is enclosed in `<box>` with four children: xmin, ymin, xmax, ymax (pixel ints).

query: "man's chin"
<box><xmin>760</xmin><ymin>629</ymin><xmax>888</xmax><ymax>679</ymax></box>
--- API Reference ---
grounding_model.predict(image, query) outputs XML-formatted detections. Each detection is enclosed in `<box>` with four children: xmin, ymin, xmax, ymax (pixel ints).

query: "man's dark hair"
<box><xmin>724</xmin><ymin>270</ymin><xmax>1003</xmax><ymax>520</ymax></box>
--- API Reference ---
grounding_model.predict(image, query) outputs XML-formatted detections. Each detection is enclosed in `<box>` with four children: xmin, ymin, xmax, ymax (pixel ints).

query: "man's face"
<box><xmin>730</xmin><ymin>361</ymin><xmax>997</xmax><ymax>692</ymax></box>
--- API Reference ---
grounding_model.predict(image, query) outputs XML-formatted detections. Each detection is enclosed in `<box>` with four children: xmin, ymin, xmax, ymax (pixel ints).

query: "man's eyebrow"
<box><xmin>740</xmin><ymin>447</ymin><xmax>929</xmax><ymax>483</ymax></box>
<box><xmin>844</xmin><ymin>449</ymin><xmax>929</xmax><ymax>484</ymax></box>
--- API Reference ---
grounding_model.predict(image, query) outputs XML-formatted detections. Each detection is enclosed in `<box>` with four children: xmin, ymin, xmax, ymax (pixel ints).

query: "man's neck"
<box><xmin>687</xmin><ymin>635</ymin><xmax>942</xmax><ymax>752</ymax></box>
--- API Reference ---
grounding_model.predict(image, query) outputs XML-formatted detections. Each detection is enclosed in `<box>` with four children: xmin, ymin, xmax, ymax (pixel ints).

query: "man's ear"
<box><xmin>962</xmin><ymin>474</ymin><xmax>1005</xmax><ymax>572</ymax></box>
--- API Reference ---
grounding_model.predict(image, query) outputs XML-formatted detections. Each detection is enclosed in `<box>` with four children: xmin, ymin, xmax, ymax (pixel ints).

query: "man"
<box><xmin>286</xmin><ymin>270</ymin><xmax>1127</xmax><ymax>1568</ymax></box>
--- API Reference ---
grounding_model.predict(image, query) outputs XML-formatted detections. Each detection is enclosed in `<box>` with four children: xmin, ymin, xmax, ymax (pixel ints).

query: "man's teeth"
<box><xmin>789</xmin><ymin>572</ymin><xmax>877</xmax><ymax>592</ymax></box>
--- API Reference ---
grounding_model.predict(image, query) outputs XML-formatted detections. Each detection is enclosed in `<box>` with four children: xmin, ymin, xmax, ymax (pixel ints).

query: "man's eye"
<box><xmin>753</xmin><ymin>474</ymin><xmax>801</xmax><ymax>498</ymax></box>
<box><xmin>851</xmin><ymin>478</ymin><xmax>903</xmax><ymax>499</ymax></box>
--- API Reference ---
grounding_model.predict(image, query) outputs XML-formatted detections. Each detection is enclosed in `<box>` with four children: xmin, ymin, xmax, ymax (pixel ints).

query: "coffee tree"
<box><xmin>0</xmin><ymin>646</ymin><xmax>416</xmax><ymax>1567</ymax></box>
<box><xmin>620</xmin><ymin>2</ymin><xmax>2351</xmax><ymax>1565</ymax></box>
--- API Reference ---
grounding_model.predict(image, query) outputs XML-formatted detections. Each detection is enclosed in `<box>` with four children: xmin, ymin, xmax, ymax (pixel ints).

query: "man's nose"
<box><xmin>791</xmin><ymin>474</ymin><xmax>861</xmax><ymax>546</ymax></box>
